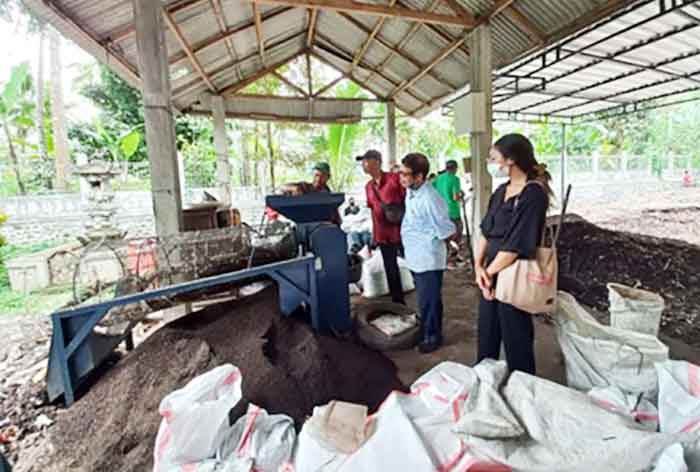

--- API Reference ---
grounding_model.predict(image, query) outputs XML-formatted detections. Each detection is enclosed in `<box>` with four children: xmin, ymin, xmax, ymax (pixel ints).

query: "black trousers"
<box><xmin>378</xmin><ymin>243</ymin><xmax>404</xmax><ymax>304</ymax></box>
<box><xmin>414</xmin><ymin>270</ymin><xmax>444</xmax><ymax>343</ymax></box>
<box><xmin>477</xmin><ymin>296</ymin><xmax>535</xmax><ymax>374</ymax></box>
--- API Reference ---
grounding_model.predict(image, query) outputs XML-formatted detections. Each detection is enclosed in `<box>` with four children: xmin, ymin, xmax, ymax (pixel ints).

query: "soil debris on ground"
<box><xmin>0</xmin><ymin>314</ymin><xmax>57</xmax><ymax>468</ymax></box>
<box><xmin>556</xmin><ymin>214</ymin><xmax>700</xmax><ymax>344</ymax></box>
<box><xmin>40</xmin><ymin>286</ymin><xmax>404</xmax><ymax>472</ymax></box>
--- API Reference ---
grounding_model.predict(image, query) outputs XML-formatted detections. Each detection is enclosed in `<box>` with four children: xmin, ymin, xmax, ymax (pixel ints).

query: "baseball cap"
<box><xmin>313</xmin><ymin>162</ymin><xmax>331</xmax><ymax>175</ymax></box>
<box><xmin>355</xmin><ymin>149</ymin><xmax>382</xmax><ymax>162</ymax></box>
<box><xmin>445</xmin><ymin>159</ymin><xmax>458</xmax><ymax>169</ymax></box>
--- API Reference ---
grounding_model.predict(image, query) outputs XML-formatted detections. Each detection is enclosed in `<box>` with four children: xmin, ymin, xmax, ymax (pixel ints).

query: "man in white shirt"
<box><xmin>399</xmin><ymin>153</ymin><xmax>456</xmax><ymax>353</ymax></box>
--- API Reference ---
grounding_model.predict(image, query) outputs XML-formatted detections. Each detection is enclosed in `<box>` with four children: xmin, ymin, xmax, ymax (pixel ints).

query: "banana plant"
<box><xmin>0</xmin><ymin>62</ymin><xmax>33</xmax><ymax>195</ymax></box>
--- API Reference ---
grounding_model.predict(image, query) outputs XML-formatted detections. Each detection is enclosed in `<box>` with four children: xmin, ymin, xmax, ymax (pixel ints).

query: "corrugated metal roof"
<box><xmin>488</xmin><ymin>0</ymin><xmax>700</xmax><ymax>121</ymax></box>
<box><xmin>27</xmin><ymin>0</ymin><xmax>690</xmax><ymax>121</ymax></box>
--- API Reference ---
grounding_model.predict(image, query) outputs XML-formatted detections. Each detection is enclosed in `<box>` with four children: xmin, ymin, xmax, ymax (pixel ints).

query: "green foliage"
<box><xmin>71</xmin><ymin>64</ymin><xmax>206</xmax><ymax>166</ymax></box>
<box><xmin>0</xmin><ymin>62</ymin><xmax>32</xmax><ymax>116</ymax></box>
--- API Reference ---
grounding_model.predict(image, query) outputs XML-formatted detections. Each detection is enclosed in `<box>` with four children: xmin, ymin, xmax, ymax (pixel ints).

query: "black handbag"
<box><xmin>370</xmin><ymin>183</ymin><xmax>405</xmax><ymax>224</ymax></box>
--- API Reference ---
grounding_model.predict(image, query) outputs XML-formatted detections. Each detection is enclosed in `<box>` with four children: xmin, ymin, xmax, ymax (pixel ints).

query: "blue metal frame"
<box><xmin>49</xmin><ymin>255</ymin><xmax>318</xmax><ymax>406</ymax></box>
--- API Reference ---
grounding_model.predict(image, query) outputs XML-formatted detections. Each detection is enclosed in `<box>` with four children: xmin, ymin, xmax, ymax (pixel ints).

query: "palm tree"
<box><xmin>50</xmin><ymin>28</ymin><xmax>70</xmax><ymax>191</ymax></box>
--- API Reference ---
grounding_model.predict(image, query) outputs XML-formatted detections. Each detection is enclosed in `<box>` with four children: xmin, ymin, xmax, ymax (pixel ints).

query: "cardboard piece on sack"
<box><xmin>293</xmin><ymin>361</ymin><xmax>505</xmax><ymax>472</ymax></box>
<box><xmin>462</xmin><ymin>371</ymin><xmax>684</xmax><ymax>472</ymax></box>
<box><xmin>305</xmin><ymin>401</ymin><xmax>369</xmax><ymax>454</ymax></box>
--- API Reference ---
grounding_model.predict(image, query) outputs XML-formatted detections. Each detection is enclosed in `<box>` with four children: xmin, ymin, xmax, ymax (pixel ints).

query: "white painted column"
<box><xmin>469</xmin><ymin>24</ymin><xmax>493</xmax><ymax>249</ymax></box>
<box><xmin>211</xmin><ymin>95</ymin><xmax>232</xmax><ymax>206</ymax></box>
<box><xmin>132</xmin><ymin>0</ymin><xmax>183</xmax><ymax>237</ymax></box>
<box><xmin>385</xmin><ymin>101</ymin><xmax>397</xmax><ymax>170</ymax></box>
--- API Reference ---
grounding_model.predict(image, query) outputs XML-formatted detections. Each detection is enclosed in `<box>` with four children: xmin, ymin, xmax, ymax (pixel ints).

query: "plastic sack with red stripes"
<box><xmin>293</xmin><ymin>361</ymin><xmax>512</xmax><ymax>472</ymax></box>
<box><xmin>215</xmin><ymin>404</ymin><xmax>296</xmax><ymax>472</ymax></box>
<box><xmin>587</xmin><ymin>386</ymin><xmax>659</xmax><ymax>431</ymax></box>
<box><xmin>656</xmin><ymin>360</ymin><xmax>700</xmax><ymax>470</ymax></box>
<box><xmin>153</xmin><ymin>364</ymin><xmax>242</xmax><ymax>472</ymax></box>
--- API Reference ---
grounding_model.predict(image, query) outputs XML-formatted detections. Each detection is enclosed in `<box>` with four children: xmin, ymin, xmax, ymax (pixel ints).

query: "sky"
<box><xmin>0</xmin><ymin>15</ymin><xmax>98</xmax><ymax>121</ymax></box>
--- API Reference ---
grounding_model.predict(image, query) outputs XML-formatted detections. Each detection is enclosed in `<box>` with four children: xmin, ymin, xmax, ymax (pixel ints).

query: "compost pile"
<box><xmin>45</xmin><ymin>287</ymin><xmax>404</xmax><ymax>472</ymax></box>
<box><xmin>556</xmin><ymin>214</ymin><xmax>700</xmax><ymax>344</ymax></box>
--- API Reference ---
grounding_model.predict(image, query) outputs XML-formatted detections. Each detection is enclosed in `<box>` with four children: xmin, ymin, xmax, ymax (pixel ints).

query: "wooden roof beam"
<box><xmin>250</xmin><ymin>0</ymin><xmax>474</xmax><ymax>27</ymax></box>
<box><xmin>169</xmin><ymin>8</ymin><xmax>293</xmax><ymax>66</ymax></box>
<box><xmin>272</xmin><ymin>70</ymin><xmax>309</xmax><ymax>97</ymax></box>
<box><xmin>307</xmin><ymin>8</ymin><xmax>318</xmax><ymax>47</ymax></box>
<box><xmin>339</xmin><ymin>11</ymin><xmax>458</xmax><ymax>90</ymax></box>
<box><xmin>163</xmin><ymin>9</ymin><xmax>217</xmax><ymax>92</ymax></box>
<box><xmin>210</xmin><ymin>0</ymin><xmax>242</xmax><ymax>80</ymax></box>
<box><xmin>314</xmin><ymin>34</ymin><xmax>429</xmax><ymax>107</ymax></box>
<box><xmin>313</xmin><ymin>74</ymin><xmax>345</xmax><ymax>97</ymax></box>
<box><xmin>389</xmin><ymin>35</ymin><xmax>465</xmax><ymax>99</ymax></box>
<box><xmin>351</xmin><ymin>0</ymin><xmax>397</xmax><ymax>72</ymax></box>
<box><xmin>504</xmin><ymin>6</ymin><xmax>545</xmax><ymax>45</ymax></box>
<box><xmin>172</xmin><ymin>30</ymin><xmax>306</xmax><ymax>99</ymax></box>
<box><xmin>220</xmin><ymin>51</ymin><xmax>306</xmax><ymax>95</ymax></box>
<box><xmin>393</xmin><ymin>0</ymin><xmax>470</xmax><ymax>61</ymax></box>
<box><xmin>440</xmin><ymin>0</ymin><xmax>475</xmax><ymax>24</ymax></box>
<box><xmin>210</xmin><ymin>0</ymin><xmax>237</xmax><ymax>60</ymax></box>
<box><xmin>253</xmin><ymin>3</ymin><xmax>266</xmax><ymax>63</ymax></box>
<box><xmin>105</xmin><ymin>0</ymin><xmax>209</xmax><ymax>43</ymax></box>
<box><xmin>309</xmin><ymin>48</ymin><xmax>390</xmax><ymax>102</ymax></box>
<box><xmin>489</xmin><ymin>0</ymin><xmax>517</xmax><ymax>18</ymax></box>
<box><xmin>388</xmin><ymin>0</ymin><xmax>539</xmax><ymax>104</ymax></box>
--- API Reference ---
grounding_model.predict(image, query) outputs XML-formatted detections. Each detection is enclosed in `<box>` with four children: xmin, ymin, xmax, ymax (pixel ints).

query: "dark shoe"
<box><xmin>418</xmin><ymin>339</ymin><xmax>441</xmax><ymax>354</ymax></box>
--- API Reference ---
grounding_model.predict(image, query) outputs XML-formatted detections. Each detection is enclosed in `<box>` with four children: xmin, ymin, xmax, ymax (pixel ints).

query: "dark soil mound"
<box><xmin>50</xmin><ymin>287</ymin><xmax>404</xmax><ymax>471</ymax></box>
<box><xmin>555</xmin><ymin>214</ymin><xmax>700</xmax><ymax>343</ymax></box>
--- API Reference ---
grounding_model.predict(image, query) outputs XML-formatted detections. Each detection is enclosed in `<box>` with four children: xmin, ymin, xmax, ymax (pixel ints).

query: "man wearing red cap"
<box><xmin>357</xmin><ymin>150</ymin><xmax>406</xmax><ymax>304</ymax></box>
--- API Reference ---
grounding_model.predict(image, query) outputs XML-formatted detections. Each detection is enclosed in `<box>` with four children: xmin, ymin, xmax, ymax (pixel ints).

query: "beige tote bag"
<box><xmin>495</xmin><ymin>183</ymin><xmax>571</xmax><ymax>314</ymax></box>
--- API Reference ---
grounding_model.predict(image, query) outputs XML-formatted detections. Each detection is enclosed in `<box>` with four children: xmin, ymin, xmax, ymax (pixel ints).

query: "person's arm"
<box><xmin>453</xmin><ymin>177</ymin><xmax>463</xmax><ymax>202</ymax></box>
<box><xmin>426</xmin><ymin>191</ymin><xmax>456</xmax><ymax>241</ymax></box>
<box><xmin>474</xmin><ymin>236</ymin><xmax>492</xmax><ymax>294</ymax></box>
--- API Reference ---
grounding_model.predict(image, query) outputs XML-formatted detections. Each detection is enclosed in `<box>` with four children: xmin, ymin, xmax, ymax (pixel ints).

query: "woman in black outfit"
<box><xmin>475</xmin><ymin>134</ymin><xmax>553</xmax><ymax>375</ymax></box>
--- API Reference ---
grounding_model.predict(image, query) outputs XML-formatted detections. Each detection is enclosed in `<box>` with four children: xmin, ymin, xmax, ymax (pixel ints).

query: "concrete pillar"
<box><xmin>469</xmin><ymin>25</ymin><xmax>493</xmax><ymax>248</ymax></box>
<box><xmin>211</xmin><ymin>95</ymin><xmax>232</xmax><ymax>206</ymax></box>
<box><xmin>133</xmin><ymin>0</ymin><xmax>183</xmax><ymax>237</ymax></box>
<box><xmin>385</xmin><ymin>101</ymin><xmax>397</xmax><ymax>170</ymax></box>
<box><xmin>560</xmin><ymin>123</ymin><xmax>567</xmax><ymax>199</ymax></box>
<box><xmin>592</xmin><ymin>152</ymin><xmax>600</xmax><ymax>181</ymax></box>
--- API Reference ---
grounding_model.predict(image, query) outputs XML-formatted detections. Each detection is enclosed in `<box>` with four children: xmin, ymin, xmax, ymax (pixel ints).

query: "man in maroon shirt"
<box><xmin>356</xmin><ymin>150</ymin><xmax>406</xmax><ymax>304</ymax></box>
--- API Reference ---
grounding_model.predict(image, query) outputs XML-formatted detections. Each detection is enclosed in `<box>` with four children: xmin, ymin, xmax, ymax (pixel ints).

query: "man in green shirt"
<box><xmin>433</xmin><ymin>160</ymin><xmax>464</xmax><ymax>265</ymax></box>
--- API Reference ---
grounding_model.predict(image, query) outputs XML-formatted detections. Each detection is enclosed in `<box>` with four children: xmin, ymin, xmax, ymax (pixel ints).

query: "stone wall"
<box><xmin>0</xmin><ymin>187</ymin><xmax>271</xmax><ymax>245</ymax></box>
<box><xmin>0</xmin><ymin>192</ymin><xmax>155</xmax><ymax>245</ymax></box>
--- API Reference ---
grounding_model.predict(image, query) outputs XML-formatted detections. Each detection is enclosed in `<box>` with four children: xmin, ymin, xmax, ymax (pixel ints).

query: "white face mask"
<box><xmin>487</xmin><ymin>162</ymin><xmax>508</xmax><ymax>178</ymax></box>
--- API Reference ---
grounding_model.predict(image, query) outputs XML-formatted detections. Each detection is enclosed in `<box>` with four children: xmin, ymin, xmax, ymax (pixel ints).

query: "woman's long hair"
<box><xmin>493</xmin><ymin>133</ymin><xmax>554</xmax><ymax>207</ymax></box>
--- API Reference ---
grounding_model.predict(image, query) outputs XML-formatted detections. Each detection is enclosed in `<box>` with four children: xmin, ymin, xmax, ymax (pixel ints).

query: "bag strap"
<box><xmin>370</xmin><ymin>180</ymin><xmax>386</xmax><ymax>206</ymax></box>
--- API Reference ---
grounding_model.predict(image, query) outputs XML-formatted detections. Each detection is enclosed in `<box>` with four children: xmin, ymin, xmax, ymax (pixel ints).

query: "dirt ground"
<box><xmin>369</xmin><ymin>266</ymin><xmax>700</xmax><ymax>388</ymax></box>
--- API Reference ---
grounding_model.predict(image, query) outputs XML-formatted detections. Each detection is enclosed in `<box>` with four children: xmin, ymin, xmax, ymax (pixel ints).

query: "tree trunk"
<box><xmin>266</xmin><ymin>122</ymin><xmax>275</xmax><ymax>189</ymax></box>
<box><xmin>240</xmin><ymin>130</ymin><xmax>250</xmax><ymax>186</ymax></box>
<box><xmin>50</xmin><ymin>28</ymin><xmax>70</xmax><ymax>191</ymax></box>
<box><xmin>253</xmin><ymin>124</ymin><xmax>260</xmax><ymax>186</ymax></box>
<box><xmin>3</xmin><ymin>119</ymin><xmax>26</xmax><ymax>195</ymax></box>
<box><xmin>36</xmin><ymin>26</ymin><xmax>51</xmax><ymax>189</ymax></box>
